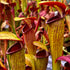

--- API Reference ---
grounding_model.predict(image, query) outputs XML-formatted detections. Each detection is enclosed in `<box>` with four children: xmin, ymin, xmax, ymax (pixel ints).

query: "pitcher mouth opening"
<box><xmin>46</xmin><ymin>11</ymin><xmax>64</xmax><ymax>24</ymax></box>
<box><xmin>35</xmin><ymin>50</ymin><xmax>48</xmax><ymax>58</ymax></box>
<box><xmin>46</xmin><ymin>16</ymin><xmax>63</xmax><ymax>24</ymax></box>
<box><xmin>26</xmin><ymin>65</ymin><xmax>32</xmax><ymax>70</ymax></box>
<box><xmin>22</xmin><ymin>24</ymin><xmax>32</xmax><ymax>34</ymax></box>
<box><xmin>6</xmin><ymin>42</ymin><xmax>23</xmax><ymax>54</ymax></box>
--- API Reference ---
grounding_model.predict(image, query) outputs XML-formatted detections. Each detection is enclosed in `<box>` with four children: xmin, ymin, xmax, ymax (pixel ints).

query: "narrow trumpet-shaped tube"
<box><xmin>22</xmin><ymin>25</ymin><xmax>36</xmax><ymax>55</ymax></box>
<box><xmin>39</xmin><ymin>1</ymin><xmax>66</xmax><ymax>70</ymax></box>
<box><xmin>6</xmin><ymin>42</ymin><xmax>25</xmax><ymax>70</ymax></box>
<box><xmin>47</xmin><ymin>18</ymin><xmax>64</xmax><ymax>70</ymax></box>
<box><xmin>35</xmin><ymin>50</ymin><xmax>48</xmax><ymax>70</ymax></box>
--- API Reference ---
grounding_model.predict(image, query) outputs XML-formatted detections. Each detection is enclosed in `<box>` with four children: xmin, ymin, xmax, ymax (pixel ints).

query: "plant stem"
<box><xmin>42</xmin><ymin>35</ymin><xmax>46</xmax><ymax>44</ymax></box>
<box><xmin>4</xmin><ymin>40</ymin><xmax>8</xmax><ymax>65</ymax></box>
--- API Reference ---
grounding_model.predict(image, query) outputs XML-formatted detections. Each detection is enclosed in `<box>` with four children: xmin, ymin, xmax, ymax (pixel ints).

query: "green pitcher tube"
<box><xmin>22</xmin><ymin>25</ymin><xmax>36</xmax><ymax>55</ymax></box>
<box><xmin>35</xmin><ymin>50</ymin><xmax>48</xmax><ymax>70</ymax></box>
<box><xmin>6</xmin><ymin>42</ymin><xmax>25</xmax><ymax>70</ymax></box>
<box><xmin>47</xmin><ymin>18</ymin><xmax>64</xmax><ymax>70</ymax></box>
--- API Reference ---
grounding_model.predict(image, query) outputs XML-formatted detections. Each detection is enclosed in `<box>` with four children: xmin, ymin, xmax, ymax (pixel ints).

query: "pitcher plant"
<box><xmin>39</xmin><ymin>1</ymin><xmax>66</xmax><ymax>70</ymax></box>
<box><xmin>6</xmin><ymin>42</ymin><xmax>25</xmax><ymax>70</ymax></box>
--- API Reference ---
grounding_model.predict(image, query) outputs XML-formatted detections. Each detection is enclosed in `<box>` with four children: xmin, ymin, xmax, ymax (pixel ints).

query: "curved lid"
<box><xmin>14</xmin><ymin>17</ymin><xmax>36</xmax><ymax>21</ymax></box>
<box><xmin>39</xmin><ymin>1</ymin><xmax>66</xmax><ymax>12</ymax></box>
<box><xmin>0</xmin><ymin>31</ymin><xmax>21</xmax><ymax>41</ymax></box>
<box><xmin>56</xmin><ymin>55</ymin><xmax>70</xmax><ymax>64</ymax></box>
